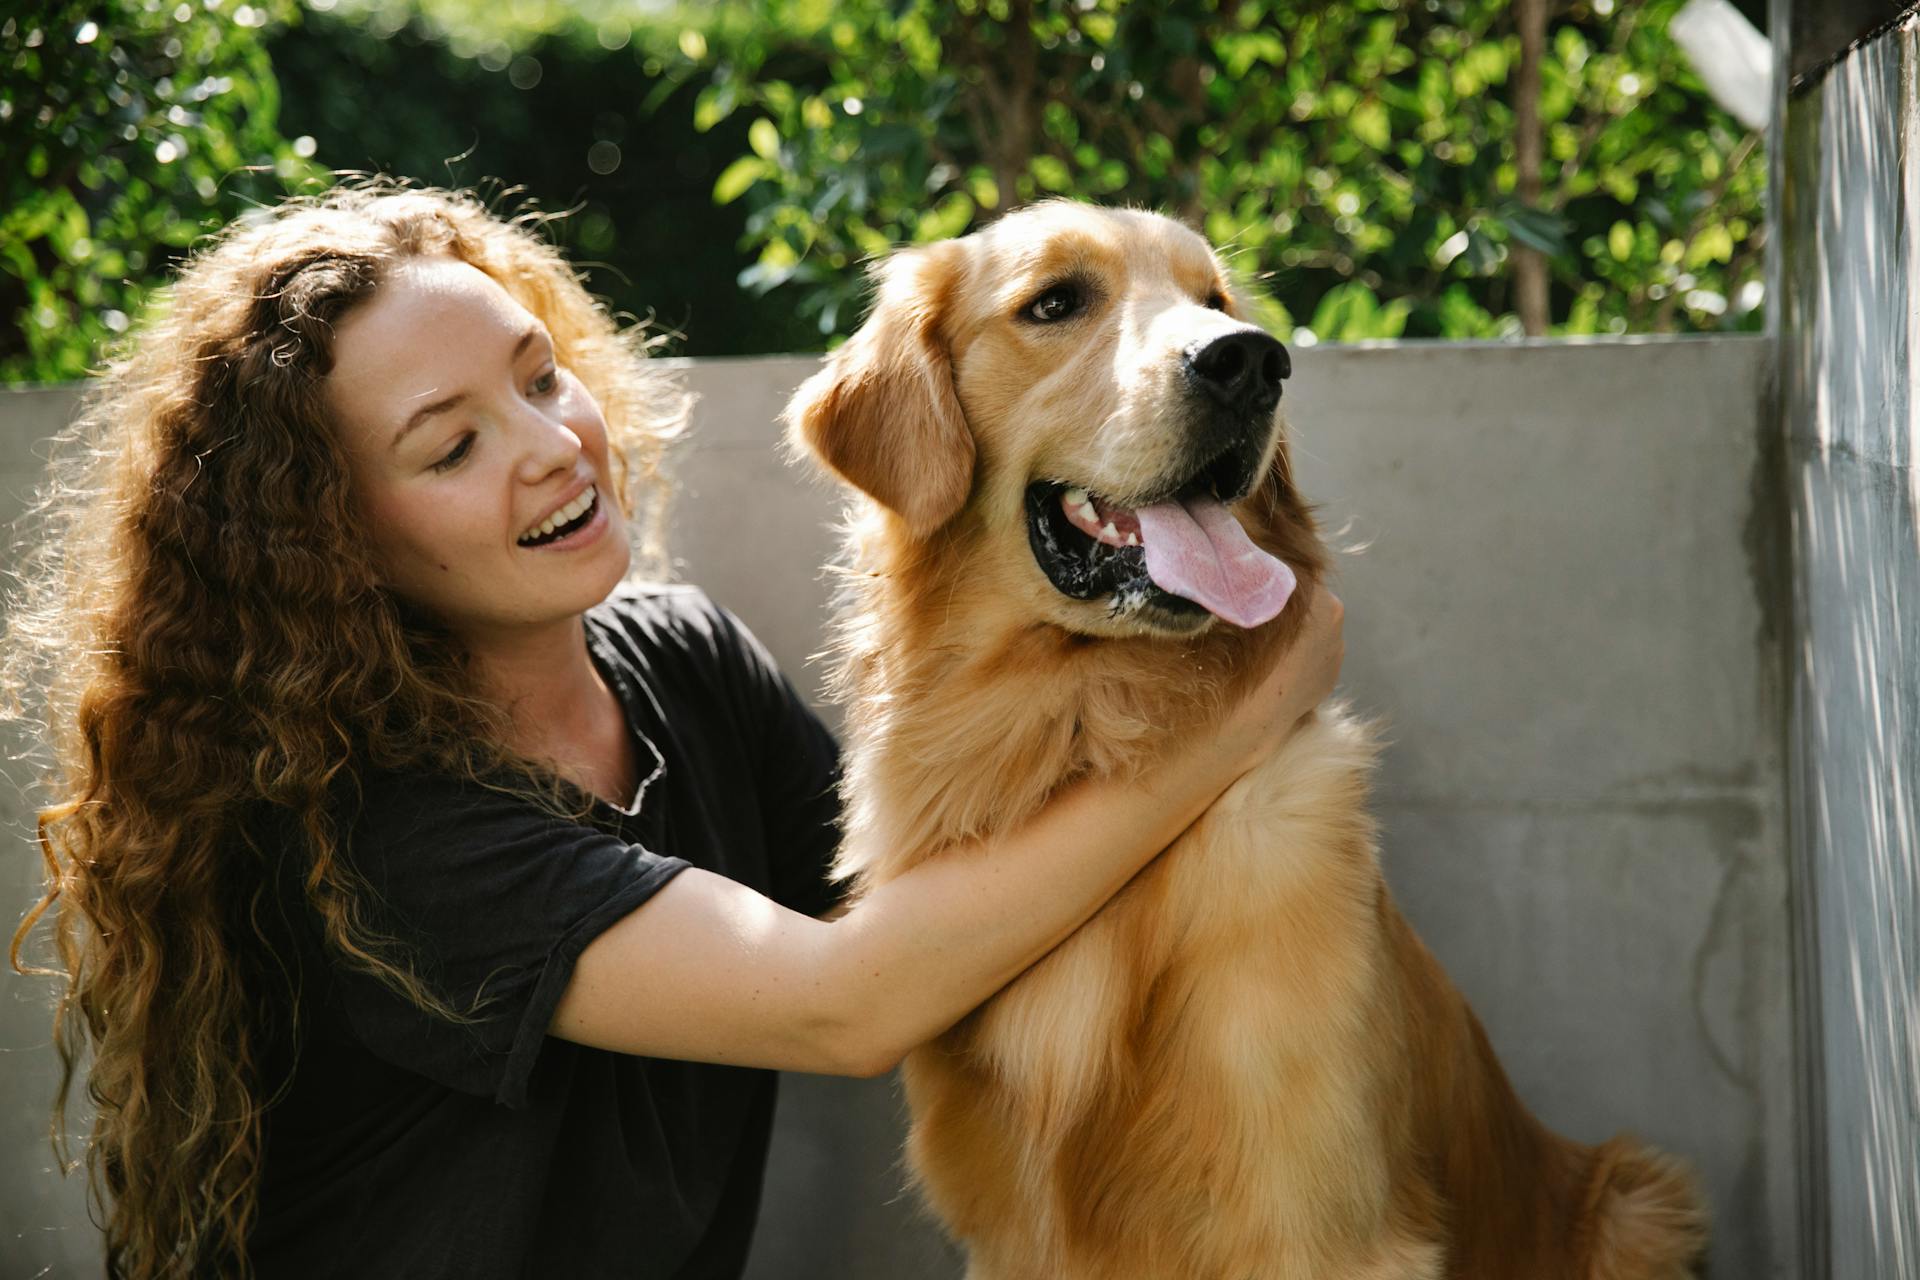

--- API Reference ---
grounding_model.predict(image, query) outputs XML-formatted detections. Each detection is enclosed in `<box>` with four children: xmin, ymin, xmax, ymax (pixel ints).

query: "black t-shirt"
<box><xmin>247</xmin><ymin>584</ymin><xmax>843</xmax><ymax>1279</ymax></box>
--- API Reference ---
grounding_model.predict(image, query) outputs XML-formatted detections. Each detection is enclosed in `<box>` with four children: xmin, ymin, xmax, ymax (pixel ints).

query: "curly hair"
<box><xmin>3</xmin><ymin>182</ymin><xmax>690</xmax><ymax>1279</ymax></box>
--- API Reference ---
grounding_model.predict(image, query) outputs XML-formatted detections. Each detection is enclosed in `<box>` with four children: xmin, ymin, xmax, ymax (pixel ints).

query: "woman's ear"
<box><xmin>784</xmin><ymin>241</ymin><xmax>974</xmax><ymax>538</ymax></box>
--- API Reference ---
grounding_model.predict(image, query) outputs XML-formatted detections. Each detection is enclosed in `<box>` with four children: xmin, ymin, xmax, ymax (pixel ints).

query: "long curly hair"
<box><xmin>3</xmin><ymin>183</ymin><xmax>690</xmax><ymax>1279</ymax></box>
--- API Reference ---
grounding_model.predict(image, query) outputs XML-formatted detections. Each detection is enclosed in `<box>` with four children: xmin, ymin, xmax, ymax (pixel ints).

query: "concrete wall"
<box><xmin>1778</xmin><ymin>8</ymin><xmax>1920</xmax><ymax>1276</ymax></box>
<box><xmin>1</xmin><ymin>384</ymin><xmax>106</xmax><ymax>1278</ymax></box>
<box><xmin>1</xmin><ymin>338</ymin><xmax>1797</xmax><ymax>1277</ymax></box>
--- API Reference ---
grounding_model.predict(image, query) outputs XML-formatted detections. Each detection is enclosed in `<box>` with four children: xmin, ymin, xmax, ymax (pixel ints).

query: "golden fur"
<box><xmin>788</xmin><ymin>202</ymin><xmax>1707</xmax><ymax>1280</ymax></box>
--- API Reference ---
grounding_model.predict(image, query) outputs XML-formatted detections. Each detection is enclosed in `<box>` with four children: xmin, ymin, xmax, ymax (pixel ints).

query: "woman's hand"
<box><xmin>554</xmin><ymin>583</ymin><xmax>1346</xmax><ymax>1077</ymax></box>
<box><xmin>1213</xmin><ymin>584</ymin><xmax>1346</xmax><ymax>776</ymax></box>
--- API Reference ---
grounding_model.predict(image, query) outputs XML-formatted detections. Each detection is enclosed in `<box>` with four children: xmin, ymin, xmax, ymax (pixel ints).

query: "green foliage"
<box><xmin>1</xmin><ymin>0</ymin><xmax>320</xmax><ymax>382</ymax></box>
<box><xmin>2</xmin><ymin>0</ymin><xmax>1768</xmax><ymax>378</ymax></box>
<box><xmin>679</xmin><ymin>0</ymin><xmax>1767</xmax><ymax>344</ymax></box>
<box><xmin>264</xmin><ymin>0</ymin><xmax>818</xmax><ymax>357</ymax></box>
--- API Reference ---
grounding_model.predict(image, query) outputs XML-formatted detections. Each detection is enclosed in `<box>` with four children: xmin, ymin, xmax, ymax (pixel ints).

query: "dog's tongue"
<box><xmin>1136</xmin><ymin>496</ymin><xmax>1296</xmax><ymax>628</ymax></box>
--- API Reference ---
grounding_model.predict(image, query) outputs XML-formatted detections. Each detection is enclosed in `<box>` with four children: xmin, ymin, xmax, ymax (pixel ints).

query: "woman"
<box><xmin>5</xmin><ymin>185</ymin><xmax>1343</xmax><ymax>1279</ymax></box>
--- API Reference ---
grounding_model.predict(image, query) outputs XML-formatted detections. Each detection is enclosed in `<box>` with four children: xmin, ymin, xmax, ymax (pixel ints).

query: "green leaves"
<box><xmin>1307</xmin><ymin>283</ymin><xmax>1412</xmax><ymax>343</ymax></box>
<box><xmin>747</xmin><ymin>116</ymin><xmax>782</xmax><ymax>160</ymax></box>
<box><xmin>1</xmin><ymin>0</ymin><xmax>1770</xmax><ymax>375</ymax></box>
<box><xmin>688</xmin><ymin>0</ymin><xmax>1766</xmax><ymax>346</ymax></box>
<box><xmin>714</xmin><ymin>155</ymin><xmax>772</xmax><ymax>204</ymax></box>
<box><xmin>1498</xmin><ymin>203</ymin><xmax>1573</xmax><ymax>257</ymax></box>
<box><xmin>1</xmin><ymin>0</ymin><xmax>320</xmax><ymax>381</ymax></box>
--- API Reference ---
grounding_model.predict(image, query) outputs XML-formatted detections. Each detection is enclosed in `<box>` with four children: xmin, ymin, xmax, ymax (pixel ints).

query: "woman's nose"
<box><xmin>514</xmin><ymin>402</ymin><xmax>583</xmax><ymax>481</ymax></box>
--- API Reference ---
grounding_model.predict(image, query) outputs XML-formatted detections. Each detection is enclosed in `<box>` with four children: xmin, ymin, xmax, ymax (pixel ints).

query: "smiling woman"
<box><xmin>2</xmin><ymin>183</ymin><xmax>1344</xmax><ymax>1280</ymax></box>
<box><xmin>327</xmin><ymin>258</ymin><xmax>634</xmax><ymax>639</ymax></box>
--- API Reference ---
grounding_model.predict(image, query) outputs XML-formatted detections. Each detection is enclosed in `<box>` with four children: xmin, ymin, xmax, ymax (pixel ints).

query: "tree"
<box><xmin>0</xmin><ymin>1</ymin><xmax>318</xmax><ymax>382</ymax></box>
<box><xmin>681</xmin><ymin>0</ymin><xmax>1766</xmax><ymax>344</ymax></box>
<box><xmin>264</xmin><ymin>0</ymin><xmax>820</xmax><ymax>357</ymax></box>
<box><xmin>2</xmin><ymin>0</ymin><xmax>1769</xmax><ymax>378</ymax></box>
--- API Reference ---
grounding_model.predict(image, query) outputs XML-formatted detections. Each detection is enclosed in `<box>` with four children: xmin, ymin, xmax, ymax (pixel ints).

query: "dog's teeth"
<box><xmin>1101</xmin><ymin>522</ymin><xmax>1119</xmax><ymax>540</ymax></box>
<box><xmin>1125</xmin><ymin>532</ymin><xmax>1139</xmax><ymax>546</ymax></box>
<box><xmin>1078</xmin><ymin>502</ymin><xmax>1098</xmax><ymax>522</ymax></box>
<box><xmin>1065</xmin><ymin>487</ymin><xmax>1089</xmax><ymax>507</ymax></box>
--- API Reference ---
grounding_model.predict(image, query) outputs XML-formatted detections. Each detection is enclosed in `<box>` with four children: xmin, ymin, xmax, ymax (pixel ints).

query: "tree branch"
<box><xmin>1512</xmin><ymin>0</ymin><xmax>1549</xmax><ymax>335</ymax></box>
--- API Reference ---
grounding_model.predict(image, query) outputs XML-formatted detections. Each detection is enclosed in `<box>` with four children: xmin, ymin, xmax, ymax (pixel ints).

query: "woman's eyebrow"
<box><xmin>388</xmin><ymin>324</ymin><xmax>546</xmax><ymax>451</ymax></box>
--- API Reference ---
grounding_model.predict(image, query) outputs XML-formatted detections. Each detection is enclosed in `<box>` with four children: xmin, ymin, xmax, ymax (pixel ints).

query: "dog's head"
<box><xmin>788</xmin><ymin>201</ymin><xmax>1321</xmax><ymax>641</ymax></box>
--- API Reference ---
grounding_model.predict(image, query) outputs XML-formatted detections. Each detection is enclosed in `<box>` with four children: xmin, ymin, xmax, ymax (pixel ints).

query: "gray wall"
<box><xmin>2</xmin><ymin>384</ymin><xmax>105</xmax><ymax>1278</ymax></box>
<box><xmin>2</xmin><ymin>339</ymin><xmax>1797</xmax><ymax>1278</ymax></box>
<box><xmin>1778</xmin><ymin>8</ymin><xmax>1920</xmax><ymax>1277</ymax></box>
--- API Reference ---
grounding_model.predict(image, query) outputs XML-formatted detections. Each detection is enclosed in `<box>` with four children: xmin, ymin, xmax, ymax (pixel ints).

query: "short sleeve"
<box><xmin>328</xmin><ymin>768</ymin><xmax>690</xmax><ymax>1108</ymax></box>
<box><xmin>698</xmin><ymin>599</ymin><xmax>846</xmax><ymax>918</ymax></box>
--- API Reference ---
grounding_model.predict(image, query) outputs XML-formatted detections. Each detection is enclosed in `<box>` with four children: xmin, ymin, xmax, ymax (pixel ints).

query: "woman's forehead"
<box><xmin>327</xmin><ymin>258</ymin><xmax>538</xmax><ymax>447</ymax></box>
<box><xmin>352</xmin><ymin>256</ymin><xmax>529</xmax><ymax>335</ymax></box>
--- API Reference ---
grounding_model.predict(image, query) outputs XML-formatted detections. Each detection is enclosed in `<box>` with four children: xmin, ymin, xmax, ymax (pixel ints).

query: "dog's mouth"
<box><xmin>1024</xmin><ymin>447</ymin><xmax>1297</xmax><ymax>630</ymax></box>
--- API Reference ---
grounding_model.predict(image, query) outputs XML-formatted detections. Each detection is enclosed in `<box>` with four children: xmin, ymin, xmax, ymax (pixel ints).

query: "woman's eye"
<box><xmin>531</xmin><ymin>369</ymin><xmax>558</xmax><ymax>395</ymax></box>
<box><xmin>430</xmin><ymin>434</ymin><xmax>474</xmax><ymax>472</ymax></box>
<box><xmin>1025</xmin><ymin>284</ymin><xmax>1083</xmax><ymax>324</ymax></box>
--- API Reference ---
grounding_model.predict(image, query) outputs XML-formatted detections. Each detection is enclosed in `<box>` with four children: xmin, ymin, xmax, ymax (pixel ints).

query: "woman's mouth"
<box><xmin>517</xmin><ymin>485</ymin><xmax>603</xmax><ymax>548</ymax></box>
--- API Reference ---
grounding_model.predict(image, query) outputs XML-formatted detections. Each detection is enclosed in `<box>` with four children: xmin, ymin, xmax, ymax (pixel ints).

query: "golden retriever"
<box><xmin>786</xmin><ymin>201</ymin><xmax>1707</xmax><ymax>1280</ymax></box>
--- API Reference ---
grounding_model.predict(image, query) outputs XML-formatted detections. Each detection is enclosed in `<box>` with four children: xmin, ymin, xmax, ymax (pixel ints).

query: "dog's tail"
<box><xmin>1573</xmin><ymin>1135</ymin><xmax>1709</xmax><ymax>1280</ymax></box>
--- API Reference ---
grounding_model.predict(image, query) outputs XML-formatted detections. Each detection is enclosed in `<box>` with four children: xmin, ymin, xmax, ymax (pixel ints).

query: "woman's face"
<box><xmin>327</xmin><ymin>256</ymin><xmax>632</xmax><ymax>643</ymax></box>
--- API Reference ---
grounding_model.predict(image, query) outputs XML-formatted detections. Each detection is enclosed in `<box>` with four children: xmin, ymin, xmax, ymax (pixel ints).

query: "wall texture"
<box><xmin>1</xmin><ymin>383</ymin><xmax>102</xmax><ymax>1280</ymax></box>
<box><xmin>1</xmin><ymin>338</ymin><xmax>1796</xmax><ymax>1277</ymax></box>
<box><xmin>1778</xmin><ymin>8</ymin><xmax>1920</xmax><ymax>1276</ymax></box>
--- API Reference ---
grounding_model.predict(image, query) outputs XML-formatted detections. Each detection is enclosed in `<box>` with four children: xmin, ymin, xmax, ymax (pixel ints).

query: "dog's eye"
<box><xmin>1025</xmin><ymin>284</ymin><xmax>1083</xmax><ymax>324</ymax></box>
<box><xmin>1205</xmin><ymin>290</ymin><xmax>1229</xmax><ymax>312</ymax></box>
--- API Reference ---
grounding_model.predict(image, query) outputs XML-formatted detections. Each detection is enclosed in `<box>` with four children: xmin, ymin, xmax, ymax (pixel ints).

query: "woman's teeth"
<box><xmin>519</xmin><ymin>486</ymin><xmax>596</xmax><ymax>545</ymax></box>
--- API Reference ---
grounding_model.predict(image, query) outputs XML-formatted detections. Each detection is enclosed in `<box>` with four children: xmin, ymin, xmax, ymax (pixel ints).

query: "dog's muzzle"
<box><xmin>1024</xmin><ymin>333</ymin><xmax>1293</xmax><ymax>629</ymax></box>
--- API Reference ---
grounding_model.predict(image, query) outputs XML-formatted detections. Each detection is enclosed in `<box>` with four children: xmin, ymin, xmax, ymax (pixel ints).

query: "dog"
<box><xmin>786</xmin><ymin>201</ymin><xmax>1707</xmax><ymax>1280</ymax></box>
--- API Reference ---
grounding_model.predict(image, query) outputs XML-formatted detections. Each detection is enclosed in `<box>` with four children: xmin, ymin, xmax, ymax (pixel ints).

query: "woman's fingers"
<box><xmin>1221</xmin><ymin>585</ymin><xmax>1346</xmax><ymax>767</ymax></box>
<box><xmin>1283</xmin><ymin>585</ymin><xmax>1345</xmax><ymax>712</ymax></box>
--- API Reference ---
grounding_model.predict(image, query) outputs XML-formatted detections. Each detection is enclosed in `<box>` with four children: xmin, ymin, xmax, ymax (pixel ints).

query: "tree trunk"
<box><xmin>1513</xmin><ymin>0</ymin><xmax>1549</xmax><ymax>336</ymax></box>
<box><xmin>958</xmin><ymin>0</ymin><xmax>1038</xmax><ymax>216</ymax></box>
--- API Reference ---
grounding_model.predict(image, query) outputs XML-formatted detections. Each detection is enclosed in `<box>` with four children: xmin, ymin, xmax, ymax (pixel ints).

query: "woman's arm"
<box><xmin>551</xmin><ymin>588</ymin><xmax>1344</xmax><ymax>1077</ymax></box>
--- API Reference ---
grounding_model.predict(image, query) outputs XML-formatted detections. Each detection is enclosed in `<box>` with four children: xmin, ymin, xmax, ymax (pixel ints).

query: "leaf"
<box><xmin>712</xmin><ymin>156</ymin><xmax>770</xmax><ymax>204</ymax></box>
<box><xmin>748</xmin><ymin>117</ymin><xmax>781</xmax><ymax>161</ymax></box>
<box><xmin>693</xmin><ymin>81</ymin><xmax>738</xmax><ymax>133</ymax></box>
<box><xmin>1309</xmin><ymin>282</ymin><xmax>1379</xmax><ymax>341</ymax></box>
<box><xmin>1350</xmin><ymin>100</ymin><xmax>1389</xmax><ymax>151</ymax></box>
<box><xmin>1498</xmin><ymin>203</ymin><xmax>1570</xmax><ymax>257</ymax></box>
<box><xmin>859</xmin><ymin>123</ymin><xmax>921</xmax><ymax>160</ymax></box>
<box><xmin>1687</xmin><ymin>224</ymin><xmax>1734</xmax><ymax>267</ymax></box>
<box><xmin>1437</xmin><ymin>283</ymin><xmax>1499</xmax><ymax>338</ymax></box>
<box><xmin>1031</xmin><ymin>154</ymin><xmax>1072</xmax><ymax>192</ymax></box>
<box><xmin>968</xmin><ymin>170</ymin><xmax>1000</xmax><ymax>209</ymax></box>
<box><xmin>737</xmin><ymin>259</ymin><xmax>794</xmax><ymax>295</ymax></box>
<box><xmin>914</xmin><ymin>192</ymin><xmax>976</xmax><ymax>245</ymax></box>
<box><xmin>1462</xmin><ymin>229</ymin><xmax>1502</xmax><ymax>276</ymax></box>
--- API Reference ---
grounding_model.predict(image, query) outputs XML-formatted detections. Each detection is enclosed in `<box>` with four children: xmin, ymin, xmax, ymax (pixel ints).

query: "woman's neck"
<box><xmin>464</xmin><ymin>614</ymin><xmax>618</xmax><ymax>762</ymax></box>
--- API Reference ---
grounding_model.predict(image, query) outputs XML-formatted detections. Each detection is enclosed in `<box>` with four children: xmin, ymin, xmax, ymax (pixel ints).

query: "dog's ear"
<box><xmin>785</xmin><ymin>242</ymin><xmax>973</xmax><ymax>537</ymax></box>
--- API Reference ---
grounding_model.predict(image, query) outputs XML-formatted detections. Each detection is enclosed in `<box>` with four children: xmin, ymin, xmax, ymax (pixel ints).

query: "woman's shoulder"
<box><xmin>586</xmin><ymin>581</ymin><xmax>817</xmax><ymax>765</ymax></box>
<box><xmin>586</xmin><ymin>580</ymin><xmax>768</xmax><ymax>684</ymax></box>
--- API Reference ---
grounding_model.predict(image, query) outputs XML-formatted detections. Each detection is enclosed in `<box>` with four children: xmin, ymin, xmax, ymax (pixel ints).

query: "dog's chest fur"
<box><xmin>844</xmin><ymin>680</ymin><xmax>1444</xmax><ymax>1280</ymax></box>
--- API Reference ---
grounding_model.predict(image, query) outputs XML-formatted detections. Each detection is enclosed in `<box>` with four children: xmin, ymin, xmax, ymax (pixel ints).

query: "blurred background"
<box><xmin>4</xmin><ymin>0</ymin><xmax>1767</xmax><ymax>380</ymax></box>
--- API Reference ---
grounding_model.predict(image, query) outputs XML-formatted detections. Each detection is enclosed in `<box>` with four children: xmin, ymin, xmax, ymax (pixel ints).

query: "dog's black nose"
<box><xmin>1184</xmin><ymin>331</ymin><xmax>1290</xmax><ymax>413</ymax></box>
